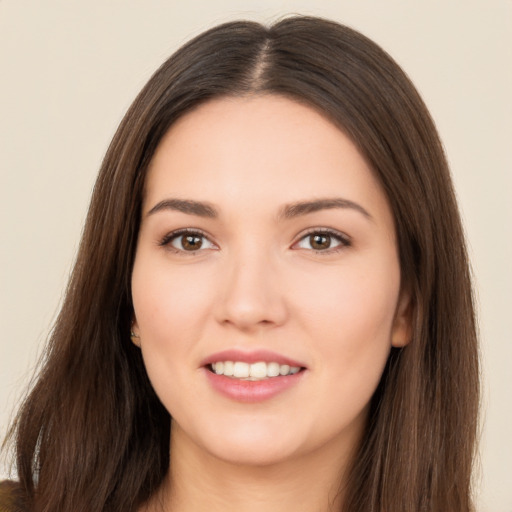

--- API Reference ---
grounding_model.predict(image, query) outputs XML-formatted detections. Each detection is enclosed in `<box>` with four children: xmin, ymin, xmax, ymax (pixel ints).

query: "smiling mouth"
<box><xmin>208</xmin><ymin>361</ymin><xmax>304</xmax><ymax>381</ymax></box>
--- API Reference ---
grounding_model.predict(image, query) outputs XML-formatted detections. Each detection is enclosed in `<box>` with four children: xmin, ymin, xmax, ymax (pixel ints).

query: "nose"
<box><xmin>215</xmin><ymin>249</ymin><xmax>288</xmax><ymax>332</ymax></box>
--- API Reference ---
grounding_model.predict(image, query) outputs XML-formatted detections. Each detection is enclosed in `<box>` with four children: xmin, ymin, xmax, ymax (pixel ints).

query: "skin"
<box><xmin>131</xmin><ymin>95</ymin><xmax>411</xmax><ymax>512</ymax></box>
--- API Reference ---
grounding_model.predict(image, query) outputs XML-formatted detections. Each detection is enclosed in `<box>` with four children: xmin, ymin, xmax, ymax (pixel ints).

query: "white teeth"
<box><xmin>233</xmin><ymin>362</ymin><xmax>250</xmax><ymax>378</ymax></box>
<box><xmin>210</xmin><ymin>361</ymin><xmax>302</xmax><ymax>380</ymax></box>
<box><xmin>267</xmin><ymin>362</ymin><xmax>280</xmax><ymax>377</ymax></box>
<box><xmin>249</xmin><ymin>362</ymin><xmax>267</xmax><ymax>379</ymax></box>
<box><xmin>223</xmin><ymin>361</ymin><xmax>234</xmax><ymax>376</ymax></box>
<box><xmin>279</xmin><ymin>364</ymin><xmax>290</xmax><ymax>376</ymax></box>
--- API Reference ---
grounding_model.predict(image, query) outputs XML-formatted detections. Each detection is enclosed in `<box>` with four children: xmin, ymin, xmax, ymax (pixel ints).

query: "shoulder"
<box><xmin>0</xmin><ymin>481</ymin><xmax>29</xmax><ymax>512</ymax></box>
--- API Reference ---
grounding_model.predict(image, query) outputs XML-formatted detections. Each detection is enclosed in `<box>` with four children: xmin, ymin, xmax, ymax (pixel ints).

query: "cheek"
<box><xmin>292</xmin><ymin>255</ymin><xmax>400</xmax><ymax>392</ymax></box>
<box><xmin>131</xmin><ymin>261</ymin><xmax>211</xmax><ymax>416</ymax></box>
<box><xmin>132</xmin><ymin>256</ymin><xmax>214</xmax><ymax>342</ymax></box>
<box><xmin>130</xmin><ymin>256</ymin><xmax>215</xmax><ymax>400</ymax></box>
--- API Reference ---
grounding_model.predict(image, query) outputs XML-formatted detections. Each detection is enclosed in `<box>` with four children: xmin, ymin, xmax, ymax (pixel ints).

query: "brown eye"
<box><xmin>309</xmin><ymin>233</ymin><xmax>331</xmax><ymax>250</ymax></box>
<box><xmin>181</xmin><ymin>234</ymin><xmax>203</xmax><ymax>251</ymax></box>
<box><xmin>164</xmin><ymin>230</ymin><xmax>215</xmax><ymax>252</ymax></box>
<box><xmin>294</xmin><ymin>229</ymin><xmax>349</xmax><ymax>252</ymax></box>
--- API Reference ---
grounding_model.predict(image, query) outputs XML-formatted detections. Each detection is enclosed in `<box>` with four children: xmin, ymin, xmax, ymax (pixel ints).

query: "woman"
<box><xmin>1</xmin><ymin>16</ymin><xmax>479</xmax><ymax>512</ymax></box>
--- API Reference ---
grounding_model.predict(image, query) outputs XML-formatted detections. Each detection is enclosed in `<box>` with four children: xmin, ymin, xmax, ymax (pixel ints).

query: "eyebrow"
<box><xmin>279</xmin><ymin>198</ymin><xmax>372</xmax><ymax>221</ymax></box>
<box><xmin>146</xmin><ymin>197</ymin><xmax>372</xmax><ymax>221</ymax></box>
<box><xmin>147</xmin><ymin>198</ymin><xmax>218</xmax><ymax>218</ymax></box>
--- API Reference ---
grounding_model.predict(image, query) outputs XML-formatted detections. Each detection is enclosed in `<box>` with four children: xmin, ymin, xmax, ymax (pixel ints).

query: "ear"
<box><xmin>130</xmin><ymin>318</ymin><xmax>141</xmax><ymax>347</ymax></box>
<box><xmin>391</xmin><ymin>288</ymin><xmax>413</xmax><ymax>348</ymax></box>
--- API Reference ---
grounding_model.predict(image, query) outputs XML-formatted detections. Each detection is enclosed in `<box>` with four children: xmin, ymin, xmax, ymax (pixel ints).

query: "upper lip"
<box><xmin>200</xmin><ymin>349</ymin><xmax>306</xmax><ymax>368</ymax></box>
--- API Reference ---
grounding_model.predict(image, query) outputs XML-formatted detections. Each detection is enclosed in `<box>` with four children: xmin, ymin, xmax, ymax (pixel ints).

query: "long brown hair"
<box><xmin>5</xmin><ymin>16</ymin><xmax>479</xmax><ymax>511</ymax></box>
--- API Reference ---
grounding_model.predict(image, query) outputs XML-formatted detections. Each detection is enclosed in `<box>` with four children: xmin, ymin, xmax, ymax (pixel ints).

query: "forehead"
<box><xmin>144</xmin><ymin>94</ymin><xmax>391</xmax><ymax>225</ymax></box>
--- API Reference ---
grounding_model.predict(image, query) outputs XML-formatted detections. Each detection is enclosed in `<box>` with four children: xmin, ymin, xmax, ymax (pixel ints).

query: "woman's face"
<box><xmin>131</xmin><ymin>95</ymin><xmax>410</xmax><ymax>467</ymax></box>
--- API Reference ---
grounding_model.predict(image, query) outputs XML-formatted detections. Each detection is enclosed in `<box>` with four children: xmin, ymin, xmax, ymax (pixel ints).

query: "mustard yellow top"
<box><xmin>0</xmin><ymin>481</ymin><xmax>27</xmax><ymax>512</ymax></box>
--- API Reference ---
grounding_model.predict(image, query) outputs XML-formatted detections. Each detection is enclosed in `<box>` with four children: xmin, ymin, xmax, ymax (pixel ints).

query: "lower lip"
<box><xmin>204</xmin><ymin>368</ymin><xmax>306</xmax><ymax>403</ymax></box>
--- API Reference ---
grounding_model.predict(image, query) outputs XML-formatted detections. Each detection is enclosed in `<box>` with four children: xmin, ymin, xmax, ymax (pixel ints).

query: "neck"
<box><xmin>145</xmin><ymin>421</ymin><xmax>360</xmax><ymax>512</ymax></box>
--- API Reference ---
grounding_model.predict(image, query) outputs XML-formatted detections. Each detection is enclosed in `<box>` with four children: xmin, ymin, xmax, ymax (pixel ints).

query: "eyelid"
<box><xmin>159</xmin><ymin>228</ymin><xmax>218</xmax><ymax>253</ymax></box>
<box><xmin>291</xmin><ymin>227</ymin><xmax>351</xmax><ymax>252</ymax></box>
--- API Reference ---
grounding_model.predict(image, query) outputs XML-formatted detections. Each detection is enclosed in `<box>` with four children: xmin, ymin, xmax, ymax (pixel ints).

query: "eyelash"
<box><xmin>158</xmin><ymin>228</ymin><xmax>214</xmax><ymax>254</ymax></box>
<box><xmin>293</xmin><ymin>228</ymin><xmax>351</xmax><ymax>254</ymax></box>
<box><xmin>158</xmin><ymin>227</ymin><xmax>351</xmax><ymax>255</ymax></box>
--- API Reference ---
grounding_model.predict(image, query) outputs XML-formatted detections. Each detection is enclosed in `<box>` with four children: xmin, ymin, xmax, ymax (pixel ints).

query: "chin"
<box><xmin>207</xmin><ymin>437</ymin><xmax>300</xmax><ymax>467</ymax></box>
<box><xmin>183</xmin><ymin>416</ymin><xmax>306</xmax><ymax>467</ymax></box>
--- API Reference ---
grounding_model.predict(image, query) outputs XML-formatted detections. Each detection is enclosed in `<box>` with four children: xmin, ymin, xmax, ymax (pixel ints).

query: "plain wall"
<box><xmin>1</xmin><ymin>1</ymin><xmax>511</xmax><ymax>510</ymax></box>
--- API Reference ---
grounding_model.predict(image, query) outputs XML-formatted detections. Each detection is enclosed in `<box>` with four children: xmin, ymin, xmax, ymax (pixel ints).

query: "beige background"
<box><xmin>1</xmin><ymin>1</ymin><xmax>511</xmax><ymax>510</ymax></box>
